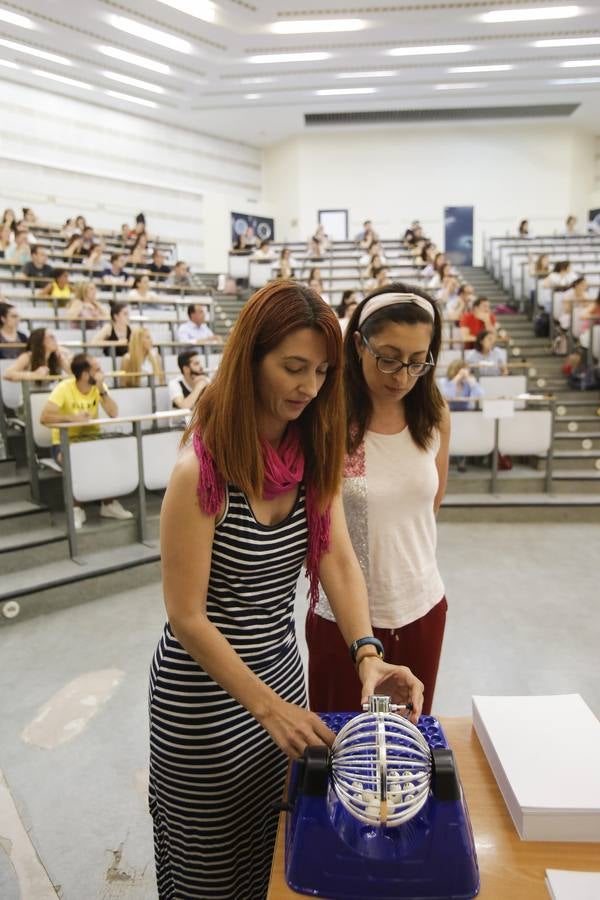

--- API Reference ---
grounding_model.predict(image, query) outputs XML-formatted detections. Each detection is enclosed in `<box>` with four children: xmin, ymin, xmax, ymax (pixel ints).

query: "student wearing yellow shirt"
<box><xmin>40</xmin><ymin>353</ymin><xmax>133</xmax><ymax>529</ymax></box>
<box><xmin>36</xmin><ymin>268</ymin><xmax>72</xmax><ymax>304</ymax></box>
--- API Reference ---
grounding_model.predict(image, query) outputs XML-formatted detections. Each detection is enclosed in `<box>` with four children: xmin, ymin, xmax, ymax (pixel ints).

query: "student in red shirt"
<box><xmin>460</xmin><ymin>296</ymin><xmax>497</xmax><ymax>348</ymax></box>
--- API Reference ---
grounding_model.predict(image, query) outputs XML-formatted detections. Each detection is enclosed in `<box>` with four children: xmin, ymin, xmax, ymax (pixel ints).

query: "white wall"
<box><xmin>0</xmin><ymin>82</ymin><xmax>271</xmax><ymax>269</ymax></box>
<box><xmin>264</xmin><ymin>123</ymin><xmax>597</xmax><ymax>264</ymax></box>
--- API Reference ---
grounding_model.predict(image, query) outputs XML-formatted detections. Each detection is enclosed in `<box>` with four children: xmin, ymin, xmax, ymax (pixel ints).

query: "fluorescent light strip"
<box><xmin>337</xmin><ymin>70</ymin><xmax>396</xmax><ymax>79</ymax></box>
<box><xmin>241</xmin><ymin>77</ymin><xmax>274</xmax><ymax>84</ymax></box>
<box><xmin>270</xmin><ymin>19</ymin><xmax>365</xmax><ymax>35</ymax></box>
<box><xmin>102</xmin><ymin>70</ymin><xmax>165</xmax><ymax>94</ymax></box>
<box><xmin>154</xmin><ymin>0</ymin><xmax>216</xmax><ymax>24</ymax></box>
<box><xmin>0</xmin><ymin>57</ymin><xmax>20</xmax><ymax>68</ymax></box>
<box><xmin>533</xmin><ymin>36</ymin><xmax>600</xmax><ymax>48</ymax></box>
<box><xmin>108</xmin><ymin>14</ymin><xmax>192</xmax><ymax>54</ymax></box>
<box><xmin>481</xmin><ymin>5</ymin><xmax>580</xmax><ymax>23</ymax></box>
<box><xmin>31</xmin><ymin>69</ymin><xmax>92</xmax><ymax>89</ymax></box>
<box><xmin>551</xmin><ymin>76</ymin><xmax>600</xmax><ymax>84</ymax></box>
<box><xmin>0</xmin><ymin>37</ymin><xmax>71</xmax><ymax>66</ymax></box>
<box><xmin>448</xmin><ymin>64</ymin><xmax>513</xmax><ymax>73</ymax></box>
<box><xmin>388</xmin><ymin>44</ymin><xmax>472</xmax><ymax>57</ymax></box>
<box><xmin>560</xmin><ymin>59</ymin><xmax>600</xmax><ymax>67</ymax></box>
<box><xmin>0</xmin><ymin>7</ymin><xmax>35</xmax><ymax>29</ymax></box>
<box><xmin>316</xmin><ymin>87</ymin><xmax>377</xmax><ymax>95</ymax></box>
<box><xmin>435</xmin><ymin>82</ymin><xmax>485</xmax><ymax>90</ymax></box>
<box><xmin>247</xmin><ymin>52</ymin><xmax>331</xmax><ymax>64</ymax></box>
<box><xmin>245</xmin><ymin>93</ymin><xmax>261</xmax><ymax>99</ymax></box>
<box><xmin>98</xmin><ymin>45</ymin><xmax>171</xmax><ymax>75</ymax></box>
<box><xmin>106</xmin><ymin>89</ymin><xmax>159</xmax><ymax>108</ymax></box>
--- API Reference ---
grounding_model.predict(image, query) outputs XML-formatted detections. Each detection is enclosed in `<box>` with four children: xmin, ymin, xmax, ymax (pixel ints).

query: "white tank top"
<box><xmin>315</xmin><ymin>427</ymin><xmax>445</xmax><ymax>629</ymax></box>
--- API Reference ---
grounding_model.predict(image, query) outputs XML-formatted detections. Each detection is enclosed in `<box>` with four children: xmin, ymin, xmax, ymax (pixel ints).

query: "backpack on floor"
<box><xmin>534</xmin><ymin>310</ymin><xmax>550</xmax><ymax>338</ymax></box>
<box><xmin>568</xmin><ymin>365</ymin><xmax>600</xmax><ymax>391</ymax></box>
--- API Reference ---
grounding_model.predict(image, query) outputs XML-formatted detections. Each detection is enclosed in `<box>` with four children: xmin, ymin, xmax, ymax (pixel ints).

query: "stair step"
<box><xmin>0</xmin><ymin>457</ymin><xmax>17</xmax><ymax>478</ymax></box>
<box><xmin>0</xmin><ymin>474</ymin><xmax>32</xmax><ymax>503</ymax></box>
<box><xmin>439</xmin><ymin>492</ymin><xmax>600</xmax><ymax>522</ymax></box>
<box><xmin>0</xmin><ymin>500</ymin><xmax>52</xmax><ymax>535</ymax></box>
<box><xmin>0</xmin><ymin>526</ymin><xmax>68</xmax><ymax>574</ymax></box>
<box><xmin>0</xmin><ymin>541</ymin><xmax>161</xmax><ymax>624</ymax></box>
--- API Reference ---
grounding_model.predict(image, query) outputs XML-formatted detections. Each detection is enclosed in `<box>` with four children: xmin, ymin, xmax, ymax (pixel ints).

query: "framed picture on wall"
<box><xmin>318</xmin><ymin>209</ymin><xmax>348</xmax><ymax>241</ymax></box>
<box><xmin>231</xmin><ymin>212</ymin><xmax>275</xmax><ymax>246</ymax></box>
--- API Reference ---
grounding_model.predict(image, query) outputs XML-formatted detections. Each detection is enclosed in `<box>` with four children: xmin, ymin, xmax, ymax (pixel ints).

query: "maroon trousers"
<box><xmin>306</xmin><ymin>597</ymin><xmax>448</xmax><ymax>715</ymax></box>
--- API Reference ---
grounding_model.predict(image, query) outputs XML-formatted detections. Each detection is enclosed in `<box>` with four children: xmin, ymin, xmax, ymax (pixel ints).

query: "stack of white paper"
<box><xmin>472</xmin><ymin>694</ymin><xmax>600</xmax><ymax>841</ymax></box>
<box><xmin>546</xmin><ymin>869</ymin><xmax>600</xmax><ymax>899</ymax></box>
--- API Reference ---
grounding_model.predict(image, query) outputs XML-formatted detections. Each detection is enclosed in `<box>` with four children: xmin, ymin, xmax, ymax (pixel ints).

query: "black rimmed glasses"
<box><xmin>362</xmin><ymin>335</ymin><xmax>434</xmax><ymax>377</ymax></box>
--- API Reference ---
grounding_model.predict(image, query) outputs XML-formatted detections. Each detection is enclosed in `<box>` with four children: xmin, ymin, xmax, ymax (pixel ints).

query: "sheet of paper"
<box><xmin>546</xmin><ymin>869</ymin><xmax>600</xmax><ymax>900</ymax></box>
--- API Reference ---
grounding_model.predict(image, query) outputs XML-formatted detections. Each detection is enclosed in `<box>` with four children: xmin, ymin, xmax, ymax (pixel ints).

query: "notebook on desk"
<box><xmin>472</xmin><ymin>693</ymin><xmax>600</xmax><ymax>841</ymax></box>
<box><xmin>546</xmin><ymin>869</ymin><xmax>600</xmax><ymax>899</ymax></box>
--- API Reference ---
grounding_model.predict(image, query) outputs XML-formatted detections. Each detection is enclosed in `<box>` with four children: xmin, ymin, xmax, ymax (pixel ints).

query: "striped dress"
<box><xmin>148</xmin><ymin>484</ymin><xmax>308</xmax><ymax>900</ymax></box>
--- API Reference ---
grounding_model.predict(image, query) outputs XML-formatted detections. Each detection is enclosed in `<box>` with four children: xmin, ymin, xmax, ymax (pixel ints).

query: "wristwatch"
<box><xmin>349</xmin><ymin>636</ymin><xmax>384</xmax><ymax>664</ymax></box>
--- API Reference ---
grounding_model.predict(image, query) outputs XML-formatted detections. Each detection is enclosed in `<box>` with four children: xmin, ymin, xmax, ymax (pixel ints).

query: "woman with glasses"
<box><xmin>307</xmin><ymin>283</ymin><xmax>450</xmax><ymax>715</ymax></box>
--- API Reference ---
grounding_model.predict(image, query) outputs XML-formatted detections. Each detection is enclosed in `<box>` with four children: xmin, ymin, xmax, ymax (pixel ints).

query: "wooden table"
<box><xmin>267</xmin><ymin>717</ymin><xmax>600</xmax><ymax>899</ymax></box>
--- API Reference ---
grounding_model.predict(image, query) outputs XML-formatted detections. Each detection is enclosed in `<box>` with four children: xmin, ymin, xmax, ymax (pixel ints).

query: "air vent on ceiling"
<box><xmin>305</xmin><ymin>104</ymin><xmax>579</xmax><ymax>126</ymax></box>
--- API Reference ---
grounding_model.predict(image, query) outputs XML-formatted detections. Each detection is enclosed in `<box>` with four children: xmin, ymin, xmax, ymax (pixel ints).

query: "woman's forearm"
<box><xmin>170</xmin><ymin>612</ymin><xmax>281</xmax><ymax>721</ymax></box>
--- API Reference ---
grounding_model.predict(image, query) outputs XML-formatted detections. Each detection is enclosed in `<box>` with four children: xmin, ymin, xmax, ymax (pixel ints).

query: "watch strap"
<box><xmin>349</xmin><ymin>636</ymin><xmax>384</xmax><ymax>664</ymax></box>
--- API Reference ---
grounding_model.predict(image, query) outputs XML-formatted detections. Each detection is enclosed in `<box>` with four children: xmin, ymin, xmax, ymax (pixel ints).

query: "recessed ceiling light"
<box><xmin>388</xmin><ymin>44</ymin><xmax>473</xmax><ymax>57</ymax></box>
<box><xmin>245</xmin><ymin>93</ymin><xmax>261</xmax><ymax>99</ymax></box>
<box><xmin>435</xmin><ymin>82</ymin><xmax>485</xmax><ymax>90</ymax></box>
<box><xmin>105</xmin><ymin>89</ymin><xmax>159</xmax><ymax>108</ymax></box>
<box><xmin>0</xmin><ymin>38</ymin><xmax>71</xmax><ymax>66</ymax></box>
<box><xmin>448</xmin><ymin>64</ymin><xmax>513</xmax><ymax>73</ymax></box>
<box><xmin>102</xmin><ymin>71</ymin><xmax>166</xmax><ymax>94</ymax></box>
<box><xmin>241</xmin><ymin>77</ymin><xmax>274</xmax><ymax>84</ymax></box>
<box><xmin>315</xmin><ymin>87</ymin><xmax>377</xmax><ymax>95</ymax></box>
<box><xmin>551</xmin><ymin>76</ymin><xmax>600</xmax><ymax>84</ymax></box>
<box><xmin>270</xmin><ymin>19</ymin><xmax>365</xmax><ymax>35</ymax></box>
<box><xmin>31</xmin><ymin>69</ymin><xmax>93</xmax><ymax>89</ymax></box>
<box><xmin>337</xmin><ymin>70</ymin><xmax>396</xmax><ymax>79</ymax></box>
<box><xmin>108</xmin><ymin>14</ymin><xmax>192</xmax><ymax>54</ymax></box>
<box><xmin>247</xmin><ymin>52</ymin><xmax>331</xmax><ymax>64</ymax></box>
<box><xmin>154</xmin><ymin>0</ymin><xmax>216</xmax><ymax>24</ymax></box>
<box><xmin>0</xmin><ymin>7</ymin><xmax>35</xmax><ymax>29</ymax></box>
<box><xmin>98</xmin><ymin>46</ymin><xmax>171</xmax><ymax>75</ymax></box>
<box><xmin>0</xmin><ymin>57</ymin><xmax>20</xmax><ymax>68</ymax></box>
<box><xmin>560</xmin><ymin>59</ymin><xmax>600</xmax><ymax>67</ymax></box>
<box><xmin>533</xmin><ymin>36</ymin><xmax>600</xmax><ymax>48</ymax></box>
<box><xmin>481</xmin><ymin>5</ymin><xmax>579</xmax><ymax>23</ymax></box>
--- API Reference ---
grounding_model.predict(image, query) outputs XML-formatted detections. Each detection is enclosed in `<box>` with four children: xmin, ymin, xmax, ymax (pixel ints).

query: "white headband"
<box><xmin>358</xmin><ymin>292</ymin><xmax>435</xmax><ymax>328</ymax></box>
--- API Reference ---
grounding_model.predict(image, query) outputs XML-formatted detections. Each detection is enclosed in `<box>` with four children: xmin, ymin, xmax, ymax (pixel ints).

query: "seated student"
<box><xmin>39</xmin><ymin>353</ymin><xmax>133</xmax><ymax>528</ymax></box>
<box><xmin>66</xmin><ymin>281</ymin><xmax>108</xmax><ymax>325</ymax></box>
<box><xmin>36</xmin><ymin>268</ymin><xmax>72</xmax><ymax>303</ymax></box>
<box><xmin>3</xmin><ymin>327</ymin><xmax>71</xmax><ymax>382</ymax></box>
<box><xmin>435</xmin><ymin>273</ymin><xmax>460</xmax><ymax>307</ymax></box>
<box><xmin>439</xmin><ymin>359</ymin><xmax>484</xmax><ymax>472</ymax></box>
<box><xmin>465</xmin><ymin>330</ymin><xmax>508</xmax><ymax>376</ymax></box>
<box><xmin>356</xmin><ymin>219</ymin><xmax>378</xmax><ymax>248</ymax></box>
<box><xmin>579</xmin><ymin>289</ymin><xmax>600</xmax><ymax>357</ymax></box>
<box><xmin>63</xmin><ymin>234</ymin><xmax>84</xmax><ymax>259</ymax></box>
<box><xmin>460</xmin><ymin>296</ymin><xmax>497</xmax><ymax>347</ymax></box>
<box><xmin>120</xmin><ymin>327</ymin><xmax>165</xmax><ymax>387</ymax></box>
<box><xmin>446</xmin><ymin>283</ymin><xmax>472</xmax><ymax>322</ymax></box>
<box><xmin>565</xmin><ymin>215</ymin><xmax>578</xmax><ymax>236</ymax></box>
<box><xmin>276</xmin><ymin>247</ymin><xmax>298</xmax><ymax>280</ymax></box>
<box><xmin>22</xmin><ymin>207</ymin><xmax>37</xmax><ymax>225</ymax></box>
<box><xmin>73</xmin><ymin>215</ymin><xmax>87</xmax><ymax>234</ymax></box>
<box><xmin>166</xmin><ymin>260</ymin><xmax>192</xmax><ymax>287</ymax></box>
<box><xmin>82</xmin><ymin>242</ymin><xmax>105</xmax><ymax>272</ymax></box>
<box><xmin>372</xmin><ymin>267</ymin><xmax>391</xmax><ymax>290</ymax></box>
<box><xmin>168</xmin><ymin>349</ymin><xmax>210</xmax><ymax>410</ymax></box>
<box><xmin>231</xmin><ymin>233</ymin><xmax>251</xmax><ymax>253</ymax></box>
<box><xmin>80</xmin><ymin>226</ymin><xmax>96</xmax><ymax>253</ymax></box>
<box><xmin>543</xmin><ymin>260</ymin><xmax>573</xmax><ymax>290</ymax></box>
<box><xmin>558</xmin><ymin>275</ymin><xmax>591</xmax><ymax>332</ymax></box>
<box><xmin>148</xmin><ymin>248</ymin><xmax>171</xmax><ymax>276</ymax></box>
<box><xmin>518</xmin><ymin>219</ymin><xmax>530</xmax><ymax>237</ymax></box>
<box><xmin>0</xmin><ymin>222</ymin><xmax>13</xmax><ymax>258</ymax></box>
<box><xmin>251</xmin><ymin>239</ymin><xmax>275</xmax><ymax>261</ymax></box>
<box><xmin>428</xmin><ymin>260</ymin><xmax>454</xmax><ymax>291</ymax></box>
<box><xmin>6</xmin><ymin>229</ymin><xmax>32</xmax><ymax>267</ymax></box>
<box><xmin>0</xmin><ymin>302</ymin><xmax>28</xmax><ymax>359</ymax></box>
<box><xmin>127</xmin><ymin>232</ymin><xmax>149</xmax><ymax>267</ymax></box>
<box><xmin>310</xmin><ymin>224</ymin><xmax>330</xmax><ymax>254</ymax></box>
<box><xmin>102</xmin><ymin>252</ymin><xmax>131</xmax><ymax>288</ymax></box>
<box><xmin>128</xmin><ymin>274</ymin><xmax>159</xmax><ymax>306</ymax></box>
<box><xmin>360</xmin><ymin>240</ymin><xmax>387</xmax><ymax>267</ymax></box>
<box><xmin>177</xmin><ymin>304</ymin><xmax>220</xmax><ymax>343</ymax></box>
<box><xmin>21</xmin><ymin>244</ymin><xmax>54</xmax><ymax>286</ymax></box>
<box><xmin>364</xmin><ymin>253</ymin><xmax>385</xmax><ymax>280</ymax></box>
<box><xmin>90</xmin><ymin>301</ymin><xmax>131</xmax><ymax>357</ymax></box>
<box><xmin>120</xmin><ymin>222</ymin><xmax>131</xmax><ymax>247</ymax></box>
<box><xmin>337</xmin><ymin>290</ymin><xmax>359</xmax><ymax>333</ymax></box>
<box><xmin>306</xmin><ymin>236</ymin><xmax>325</xmax><ymax>259</ymax></box>
<box><xmin>529</xmin><ymin>252</ymin><xmax>551</xmax><ymax>279</ymax></box>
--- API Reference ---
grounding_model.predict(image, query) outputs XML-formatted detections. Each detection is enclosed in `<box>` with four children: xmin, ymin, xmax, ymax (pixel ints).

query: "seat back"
<box><xmin>142</xmin><ymin>431</ymin><xmax>182</xmax><ymax>490</ymax></box>
<box><xmin>71</xmin><ymin>436</ymin><xmax>138</xmax><ymax>502</ymax></box>
<box><xmin>103</xmin><ymin>387</ymin><xmax>153</xmax><ymax>433</ymax></box>
<box><xmin>29</xmin><ymin>388</ymin><xmax>55</xmax><ymax>447</ymax></box>
<box><xmin>0</xmin><ymin>360</ymin><xmax>24</xmax><ymax>409</ymax></box>
<box><xmin>449</xmin><ymin>411</ymin><xmax>496</xmax><ymax>456</ymax></box>
<box><xmin>498</xmin><ymin>411</ymin><xmax>552</xmax><ymax>456</ymax></box>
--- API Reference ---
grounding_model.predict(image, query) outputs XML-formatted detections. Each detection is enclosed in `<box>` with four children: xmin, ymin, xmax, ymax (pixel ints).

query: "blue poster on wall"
<box><xmin>231</xmin><ymin>211</ymin><xmax>275</xmax><ymax>245</ymax></box>
<box><xmin>444</xmin><ymin>206</ymin><xmax>474</xmax><ymax>267</ymax></box>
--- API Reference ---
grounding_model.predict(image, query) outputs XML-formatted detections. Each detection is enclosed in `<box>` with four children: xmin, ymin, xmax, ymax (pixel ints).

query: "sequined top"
<box><xmin>315</xmin><ymin>427</ymin><xmax>444</xmax><ymax>629</ymax></box>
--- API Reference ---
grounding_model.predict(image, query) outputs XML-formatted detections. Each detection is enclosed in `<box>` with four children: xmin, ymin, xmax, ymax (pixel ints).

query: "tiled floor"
<box><xmin>0</xmin><ymin>521</ymin><xmax>598</xmax><ymax>898</ymax></box>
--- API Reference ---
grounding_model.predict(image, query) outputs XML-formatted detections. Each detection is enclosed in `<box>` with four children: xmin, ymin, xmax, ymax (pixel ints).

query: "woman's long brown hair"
<box><xmin>344</xmin><ymin>282</ymin><xmax>445</xmax><ymax>453</ymax></box>
<box><xmin>183</xmin><ymin>279</ymin><xmax>345</xmax><ymax>508</ymax></box>
<box><xmin>27</xmin><ymin>328</ymin><xmax>61</xmax><ymax>375</ymax></box>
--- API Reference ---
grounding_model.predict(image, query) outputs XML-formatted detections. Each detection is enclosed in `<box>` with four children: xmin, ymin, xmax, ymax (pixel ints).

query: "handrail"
<box><xmin>52</xmin><ymin>408</ymin><xmax>190</xmax><ymax>430</ymax></box>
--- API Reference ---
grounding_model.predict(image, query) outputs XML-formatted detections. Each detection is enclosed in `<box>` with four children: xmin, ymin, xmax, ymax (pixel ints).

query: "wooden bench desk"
<box><xmin>267</xmin><ymin>717</ymin><xmax>600</xmax><ymax>900</ymax></box>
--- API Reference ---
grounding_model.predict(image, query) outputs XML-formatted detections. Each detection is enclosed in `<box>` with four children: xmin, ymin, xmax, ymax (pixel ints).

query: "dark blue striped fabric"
<box><xmin>149</xmin><ymin>485</ymin><xmax>308</xmax><ymax>899</ymax></box>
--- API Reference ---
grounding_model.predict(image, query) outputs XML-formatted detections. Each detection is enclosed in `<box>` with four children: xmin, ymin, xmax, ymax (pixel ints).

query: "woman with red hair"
<box><xmin>148</xmin><ymin>279</ymin><xmax>423</xmax><ymax>900</ymax></box>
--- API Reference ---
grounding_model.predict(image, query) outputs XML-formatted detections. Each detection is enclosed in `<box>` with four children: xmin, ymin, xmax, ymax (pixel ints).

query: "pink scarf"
<box><xmin>192</xmin><ymin>427</ymin><xmax>330</xmax><ymax>609</ymax></box>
